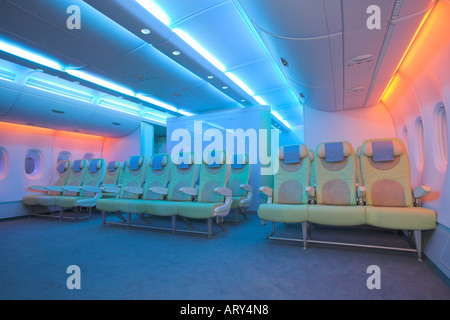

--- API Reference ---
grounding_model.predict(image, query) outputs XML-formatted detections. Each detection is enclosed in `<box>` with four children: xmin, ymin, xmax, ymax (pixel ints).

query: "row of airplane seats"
<box><xmin>258</xmin><ymin>138</ymin><xmax>437</xmax><ymax>260</ymax></box>
<box><xmin>22</xmin><ymin>151</ymin><xmax>253</xmax><ymax>238</ymax></box>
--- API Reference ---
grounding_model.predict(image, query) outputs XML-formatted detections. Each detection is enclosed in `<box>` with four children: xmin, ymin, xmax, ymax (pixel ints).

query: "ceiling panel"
<box><xmin>238</xmin><ymin>0</ymin><xmax>331</xmax><ymax>38</ymax></box>
<box><xmin>169</xmin><ymin>0</ymin><xmax>267</xmax><ymax>70</ymax></box>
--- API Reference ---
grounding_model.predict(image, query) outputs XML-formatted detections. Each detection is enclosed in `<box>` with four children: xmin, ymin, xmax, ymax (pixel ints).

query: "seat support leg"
<box><xmin>414</xmin><ymin>230</ymin><xmax>423</xmax><ymax>261</ymax></box>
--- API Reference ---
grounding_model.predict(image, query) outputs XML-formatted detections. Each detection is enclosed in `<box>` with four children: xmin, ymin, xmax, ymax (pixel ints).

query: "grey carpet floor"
<box><xmin>0</xmin><ymin>212</ymin><xmax>449</xmax><ymax>300</ymax></box>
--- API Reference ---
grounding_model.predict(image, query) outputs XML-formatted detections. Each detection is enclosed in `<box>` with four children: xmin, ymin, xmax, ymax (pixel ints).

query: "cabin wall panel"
<box><xmin>303</xmin><ymin>103</ymin><xmax>397</xmax><ymax>152</ymax></box>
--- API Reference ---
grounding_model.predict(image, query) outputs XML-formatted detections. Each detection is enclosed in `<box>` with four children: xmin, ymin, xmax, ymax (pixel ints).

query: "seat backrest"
<box><xmin>119</xmin><ymin>155</ymin><xmax>147</xmax><ymax>199</ymax></box>
<box><xmin>273</xmin><ymin>145</ymin><xmax>310</xmax><ymax>205</ymax></box>
<box><xmin>360</xmin><ymin>138</ymin><xmax>413</xmax><ymax>207</ymax></box>
<box><xmin>197</xmin><ymin>150</ymin><xmax>230</xmax><ymax>203</ymax></box>
<box><xmin>117</xmin><ymin>161</ymin><xmax>127</xmax><ymax>186</ymax></box>
<box><xmin>62</xmin><ymin>159</ymin><xmax>89</xmax><ymax>196</ymax></box>
<box><xmin>227</xmin><ymin>154</ymin><xmax>251</xmax><ymax>198</ymax></box>
<box><xmin>48</xmin><ymin>160</ymin><xmax>71</xmax><ymax>195</ymax></box>
<box><xmin>167</xmin><ymin>152</ymin><xmax>200</xmax><ymax>201</ymax></box>
<box><xmin>103</xmin><ymin>161</ymin><xmax>121</xmax><ymax>186</ymax></box>
<box><xmin>79</xmin><ymin>158</ymin><xmax>106</xmax><ymax>197</ymax></box>
<box><xmin>309</xmin><ymin>149</ymin><xmax>316</xmax><ymax>187</ymax></box>
<box><xmin>356</xmin><ymin>147</ymin><xmax>363</xmax><ymax>186</ymax></box>
<box><xmin>141</xmin><ymin>153</ymin><xmax>171</xmax><ymax>200</ymax></box>
<box><xmin>314</xmin><ymin>141</ymin><xmax>357</xmax><ymax>206</ymax></box>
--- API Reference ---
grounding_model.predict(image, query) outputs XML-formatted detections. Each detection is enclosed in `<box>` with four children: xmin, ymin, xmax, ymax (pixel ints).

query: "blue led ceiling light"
<box><xmin>271</xmin><ymin>110</ymin><xmax>291</xmax><ymax>129</ymax></box>
<box><xmin>136</xmin><ymin>94</ymin><xmax>178</xmax><ymax>113</ymax></box>
<box><xmin>97</xmin><ymin>98</ymin><xmax>143</xmax><ymax>115</ymax></box>
<box><xmin>135</xmin><ymin>0</ymin><xmax>172</xmax><ymax>27</ymax></box>
<box><xmin>0</xmin><ymin>39</ymin><xmax>62</xmax><ymax>71</ymax></box>
<box><xmin>178</xmin><ymin>109</ymin><xmax>196</xmax><ymax>117</ymax></box>
<box><xmin>225</xmin><ymin>72</ymin><xmax>255</xmax><ymax>96</ymax></box>
<box><xmin>172</xmin><ymin>28</ymin><xmax>227</xmax><ymax>72</ymax></box>
<box><xmin>66</xmin><ymin>69</ymin><xmax>135</xmax><ymax>97</ymax></box>
<box><xmin>25</xmin><ymin>77</ymin><xmax>94</xmax><ymax>103</ymax></box>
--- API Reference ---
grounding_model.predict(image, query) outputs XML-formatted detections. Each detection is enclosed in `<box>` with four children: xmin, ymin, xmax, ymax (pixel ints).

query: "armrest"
<box><xmin>122</xmin><ymin>187</ymin><xmax>143</xmax><ymax>195</ymax></box>
<box><xmin>179</xmin><ymin>187</ymin><xmax>198</xmax><ymax>196</ymax></box>
<box><xmin>259</xmin><ymin>186</ymin><xmax>273</xmax><ymax>197</ymax></box>
<box><xmin>240</xmin><ymin>184</ymin><xmax>253</xmax><ymax>192</ymax></box>
<box><xmin>28</xmin><ymin>185</ymin><xmax>47</xmax><ymax>192</ymax></box>
<box><xmin>214</xmin><ymin>187</ymin><xmax>232</xmax><ymax>197</ymax></box>
<box><xmin>357</xmin><ymin>186</ymin><xmax>366</xmax><ymax>198</ymax></box>
<box><xmin>305</xmin><ymin>186</ymin><xmax>315</xmax><ymax>198</ymax></box>
<box><xmin>45</xmin><ymin>185</ymin><xmax>63</xmax><ymax>192</ymax></box>
<box><xmin>148</xmin><ymin>187</ymin><xmax>168</xmax><ymax>195</ymax></box>
<box><xmin>413</xmin><ymin>185</ymin><xmax>431</xmax><ymax>199</ymax></box>
<box><xmin>101</xmin><ymin>185</ymin><xmax>121</xmax><ymax>194</ymax></box>
<box><xmin>62</xmin><ymin>186</ymin><xmax>81</xmax><ymax>193</ymax></box>
<box><xmin>80</xmin><ymin>186</ymin><xmax>102</xmax><ymax>193</ymax></box>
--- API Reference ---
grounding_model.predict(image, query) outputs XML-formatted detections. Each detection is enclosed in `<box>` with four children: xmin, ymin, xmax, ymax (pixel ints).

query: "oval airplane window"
<box><xmin>438</xmin><ymin>105</ymin><xmax>448</xmax><ymax>167</ymax></box>
<box><xmin>83</xmin><ymin>152</ymin><xmax>95</xmax><ymax>161</ymax></box>
<box><xmin>57</xmin><ymin>151</ymin><xmax>71</xmax><ymax>163</ymax></box>
<box><xmin>25</xmin><ymin>149</ymin><xmax>43</xmax><ymax>178</ymax></box>
<box><xmin>402</xmin><ymin>126</ymin><xmax>409</xmax><ymax>154</ymax></box>
<box><xmin>415</xmin><ymin>118</ymin><xmax>425</xmax><ymax>172</ymax></box>
<box><xmin>0</xmin><ymin>147</ymin><xmax>7</xmax><ymax>179</ymax></box>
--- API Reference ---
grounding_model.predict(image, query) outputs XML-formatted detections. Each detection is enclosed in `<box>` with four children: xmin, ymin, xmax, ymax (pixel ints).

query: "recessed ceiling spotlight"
<box><xmin>241</xmin><ymin>99</ymin><xmax>246</xmax><ymax>102</ymax></box>
<box><xmin>207</xmin><ymin>75</ymin><xmax>214</xmax><ymax>79</ymax></box>
<box><xmin>141</xmin><ymin>28</ymin><xmax>151</xmax><ymax>35</ymax></box>
<box><xmin>172</xmin><ymin>50</ymin><xmax>181</xmax><ymax>56</ymax></box>
<box><xmin>222</xmin><ymin>86</ymin><xmax>228</xmax><ymax>90</ymax></box>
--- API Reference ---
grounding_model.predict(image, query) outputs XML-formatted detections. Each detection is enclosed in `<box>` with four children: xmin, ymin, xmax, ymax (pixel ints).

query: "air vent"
<box><xmin>345</xmin><ymin>87</ymin><xmax>365</xmax><ymax>94</ymax></box>
<box><xmin>0</xmin><ymin>68</ymin><xmax>16</xmax><ymax>82</ymax></box>
<box><xmin>26</xmin><ymin>78</ymin><xmax>94</xmax><ymax>103</ymax></box>
<box><xmin>347</xmin><ymin>54</ymin><xmax>375</xmax><ymax>67</ymax></box>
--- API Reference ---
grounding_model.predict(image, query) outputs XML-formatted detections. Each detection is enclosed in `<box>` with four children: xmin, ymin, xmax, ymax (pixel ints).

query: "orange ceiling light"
<box><xmin>380</xmin><ymin>1</ymin><xmax>443</xmax><ymax>104</ymax></box>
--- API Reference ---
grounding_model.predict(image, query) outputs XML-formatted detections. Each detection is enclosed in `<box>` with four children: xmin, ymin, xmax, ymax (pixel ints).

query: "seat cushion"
<box><xmin>177</xmin><ymin>202</ymin><xmax>227</xmax><ymax>219</ymax></box>
<box><xmin>258</xmin><ymin>203</ymin><xmax>308</xmax><ymax>223</ymax></box>
<box><xmin>307</xmin><ymin>205</ymin><xmax>366</xmax><ymax>226</ymax></box>
<box><xmin>119</xmin><ymin>199</ymin><xmax>146</xmax><ymax>214</ymax></box>
<box><xmin>22</xmin><ymin>195</ymin><xmax>42</xmax><ymax>206</ymax></box>
<box><xmin>37</xmin><ymin>196</ymin><xmax>60</xmax><ymax>207</ymax></box>
<box><xmin>365</xmin><ymin>206</ymin><xmax>437</xmax><ymax>230</ymax></box>
<box><xmin>96</xmin><ymin>198</ymin><xmax>121</xmax><ymax>212</ymax></box>
<box><xmin>145</xmin><ymin>200</ymin><xmax>178</xmax><ymax>216</ymax></box>
<box><xmin>55</xmin><ymin>196</ymin><xmax>80</xmax><ymax>208</ymax></box>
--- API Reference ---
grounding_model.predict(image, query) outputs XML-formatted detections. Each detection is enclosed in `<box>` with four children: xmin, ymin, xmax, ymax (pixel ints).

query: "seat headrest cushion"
<box><xmin>150</xmin><ymin>154</ymin><xmax>168</xmax><ymax>171</ymax></box>
<box><xmin>317</xmin><ymin>142</ymin><xmax>352</xmax><ymax>160</ymax></box>
<box><xmin>57</xmin><ymin>161</ymin><xmax>69</xmax><ymax>173</ymax></box>
<box><xmin>204</xmin><ymin>150</ymin><xmax>225</xmax><ymax>168</ymax></box>
<box><xmin>278</xmin><ymin>145</ymin><xmax>308</xmax><ymax>163</ymax></box>
<box><xmin>107</xmin><ymin>161</ymin><xmax>119</xmax><ymax>172</ymax></box>
<box><xmin>363</xmin><ymin>140</ymin><xmax>404</xmax><ymax>158</ymax></box>
<box><xmin>231</xmin><ymin>154</ymin><xmax>248</xmax><ymax>169</ymax></box>
<box><xmin>72</xmin><ymin>160</ymin><xmax>85</xmax><ymax>172</ymax></box>
<box><xmin>128</xmin><ymin>156</ymin><xmax>143</xmax><ymax>171</ymax></box>
<box><xmin>89</xmin><ymin>159</ymin><xmax>102</xmax><ymax>173</ymax></box>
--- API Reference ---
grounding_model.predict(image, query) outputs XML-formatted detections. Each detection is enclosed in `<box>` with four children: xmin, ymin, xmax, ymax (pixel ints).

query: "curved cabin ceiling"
<box><xmin>0</xmin><ymin>0</ymin><xmax>437</xmax><ymax>135</ymax></box>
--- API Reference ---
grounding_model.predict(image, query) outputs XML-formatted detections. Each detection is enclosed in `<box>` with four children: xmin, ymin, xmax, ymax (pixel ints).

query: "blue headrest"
<box><xmin>88</xmin><ymin>159</ymin><xmax>101</xmax><ymax>173</ymax></box>
<box><xmin>107</xmin><ymin>161</ymin><xmax>117</xmax><ymax>172</ymax></box>
<box><xmin>372</xmin><ymin>140</ymin><xmax>395</xmax><ymax>162</ymax></box>
<box><xmin>325</xmin><ymin>142</ymin><xmax>344</xmax><ymax>162</ymax></box>
<box><xmin>57</xmin><ymin>161</ymin><xmax>67</xmax><ymax>173</ymax></box>
<box><xmin>72</xmin><ymin>160</ymin><xmax>83</xmax><ymax>172</ymax></box>
<box><xmin>129</xmin><ymin>156</ymin><xmax>141</xmax><ymax>171</ymax></box>
<box><xmin>207</xmin><ymin>150</ymin><xmax>220</xmax><ymax>168</ymax></box>
<box><xmin>283</xmin><ymin>145</ymin><xmax>301</xmax><ymax>164</ymax></box>
<box><xmin>231</xmin><ymin>154</ymin><xmax>244</xmax><ymax>169</ymax></box>
<box><xmin>152</xmin><ymin>154</ymin><xmax>164</xmax><ymax>171</ymax></box>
